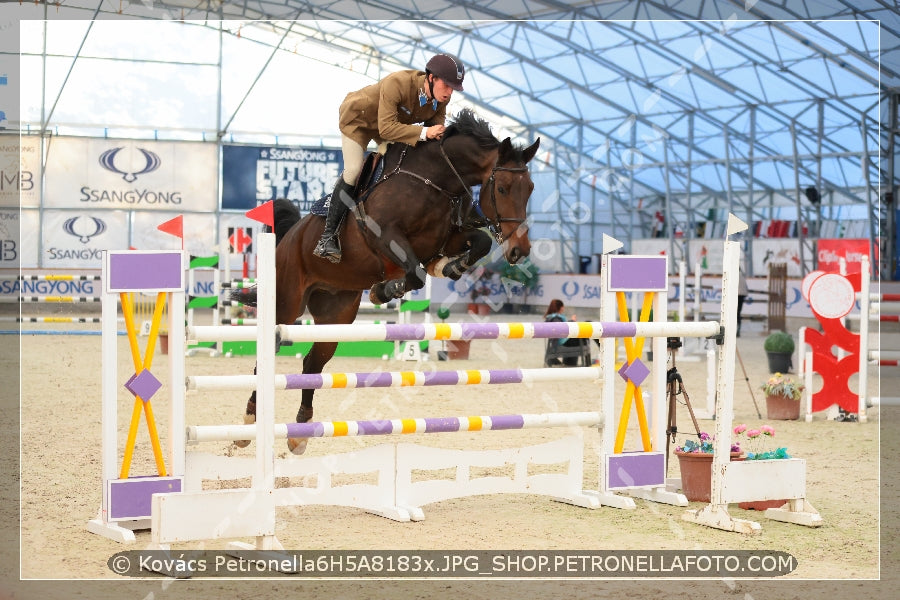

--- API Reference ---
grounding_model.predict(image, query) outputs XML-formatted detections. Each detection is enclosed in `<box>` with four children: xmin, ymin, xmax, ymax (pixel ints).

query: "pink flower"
<box><xmin>734</xmin><ymin>424</ymin><xmax>747</xmax><ymax>435</ymax></box>
<box><xmin>747</xmin><ymin>429</ymin><xmax>761</xmax><ymax>438</ymax></box>
<box><xmin>761</xmin><ymin>425</ymin><xmax>775</xmax><ymax>436</ymax></box>
<box><xmin>699</xmin><ymin>432</ymin><xmax>710</xmax><ymax>441</ymax></box>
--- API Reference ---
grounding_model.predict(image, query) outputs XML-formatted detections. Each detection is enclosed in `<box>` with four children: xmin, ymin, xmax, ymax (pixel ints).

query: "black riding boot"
<box><xmin>314</xmin><ymin>178</ymin><xmax>355</xmax><ymax>263</ymax></box>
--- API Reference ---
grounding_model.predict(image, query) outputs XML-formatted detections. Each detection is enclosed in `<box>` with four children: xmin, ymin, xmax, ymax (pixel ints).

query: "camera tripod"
<box><xmin>663</xmin><ymin>337</ymin><xmax>701</xmax><ymax>473</ymax></box>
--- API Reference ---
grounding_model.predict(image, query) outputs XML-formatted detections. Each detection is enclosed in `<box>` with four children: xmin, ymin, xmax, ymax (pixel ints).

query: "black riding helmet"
<box><xmin>425</xmin><ymin>53</ymin><xmax>465</xmax><ymax>91</ymax></box>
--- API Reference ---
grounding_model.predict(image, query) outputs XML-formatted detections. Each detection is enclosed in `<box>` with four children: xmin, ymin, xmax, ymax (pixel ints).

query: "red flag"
<box><xmin>157</xmin><ymin>215</ymin><xmax>184</xmax><ymax>249</ymax></box>
<box><xmin>246</xmin><ymin>201</ymin><xmax>274</xmax><ymax>228</ymax></box>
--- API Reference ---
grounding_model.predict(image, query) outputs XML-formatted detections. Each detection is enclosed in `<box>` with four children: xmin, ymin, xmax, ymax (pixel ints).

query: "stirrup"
<box><xmin>313</xmin><ymin>236</ymin><xmax>342</xmax><ymax>263</ymax></box>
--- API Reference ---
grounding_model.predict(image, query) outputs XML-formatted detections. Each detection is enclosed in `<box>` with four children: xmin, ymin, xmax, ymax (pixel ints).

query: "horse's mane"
<box><xmin>445</xmin><ymin>108</ymin><xmax>499</xmax><ymax>149</ymax></box>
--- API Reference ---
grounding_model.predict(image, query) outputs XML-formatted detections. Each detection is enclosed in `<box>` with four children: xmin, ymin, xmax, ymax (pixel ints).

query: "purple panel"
<box><xmin>285</xmin><ymin>374</ymin><xmax>324</xmax><ymax>390</ymax></box>
<box><xmin>423</xmin><ymin>371</ymin><xmax>462</xmax><ymax>386</ymax></box>
<box><xmin>617</xmin><ymin>361</ymin><xmax>629</xmax><ymax>382</ymax></box>
<box><xmin>532</xmin><ymin>321</ymin><xmax>574</xmax><ymax>339</ymax></box>
<box><xmin>459</xmin><ymin>322</ymin><xmax>501</xmax><ymax>339</ymax></box>
<box><xmin>424</xmin><ymin>417</ymin><xmax>461</xmax><ymax>433</ymax></box>
<box><xmin>599</xmin><ymin>322</ymin><xmax>637</xmax><ymax>338</ymax></box>
<box><xmin>608</xmin><ymin>256</ymin><xmax>667</xmax><ymax>291</ymax></box>
<box><xmin>488</xmin><ymin>414</ymin><xmax>525</xmax><ymax>430</ymax></box>
<box><xmin>109</xmin><ymin>476</ymin><xmax>182</xmax><ymax>520</ymax></box>
<box><xmin>623</xmin><ymin>359</ymin><xmax>651</xmax><ymax>387</ymax></box>
<box><xmin>384</xmin><ymin>324</ymin><xmax>425</xmax><ymax>341</ymax></box>
<box><xmin>108</xmin><ymin>252</ymin><xmax>183</xmax><ymax>291</ymax></box>
<box><xmin>606</xmin><ymin>453</ymin><xmax>665</xmax><ymax>489</ymax></box>
<box><xmin>356</xmin><ymin>420</ymin><xmax>394</xmax><ymax>435</ymax></box>
<box><xmin>124</xmin><ymin>369</ymin><xmax>162</xmax><ymax>400</ymax></box>
<box><xmin>484</xmin><ymin>369</ymin><xmax>524</xmax><ymax>384</ymax></box>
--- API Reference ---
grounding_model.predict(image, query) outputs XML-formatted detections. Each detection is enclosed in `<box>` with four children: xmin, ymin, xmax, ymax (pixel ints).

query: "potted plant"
<box><xmin>760</xmin><ymin>372</ymin><xmax>804</xmax><ymax>420</ymax></box>
<box><xmin>499</xmin><ymin>258</ymin><xmax>540</xmax><ymax>314</ymax></box>
<box><xmin>763</xmin><ymin>330</ymin><xmax>795</xmax><ymax>373</ymax></box>
<box><xmin>674</xmin><ymin>433</ymin><xmax>743</xmax><ymax>502</ymax></box>
<box><xmin>732</xmin><ymin>424</ymin><xmax>792</xmax><ymax>510</ymax></box>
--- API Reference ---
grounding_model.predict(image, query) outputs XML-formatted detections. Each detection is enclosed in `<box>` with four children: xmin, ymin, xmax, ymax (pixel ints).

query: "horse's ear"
<box><xmin>522</xmin><ymin>137</ymin><xmax>541</xmax><ymax>163</ymax></box>
<box><xmin>498</xmin><ymin>137</ymin><xmax>513</xmax><ymax>160</ymax></box>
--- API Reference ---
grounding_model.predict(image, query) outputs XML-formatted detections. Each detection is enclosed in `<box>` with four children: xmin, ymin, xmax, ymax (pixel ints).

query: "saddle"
<box><xmin>309</xmin><ymin>153</ymin><xmax>384</xmax><ymax>217</ymax></box>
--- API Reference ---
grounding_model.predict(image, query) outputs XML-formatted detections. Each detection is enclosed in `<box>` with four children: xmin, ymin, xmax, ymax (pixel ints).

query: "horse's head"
<box><xmin>480</xmin><ymin>136</ymin><xmax>540</xmax><ymax>265</ymax></box>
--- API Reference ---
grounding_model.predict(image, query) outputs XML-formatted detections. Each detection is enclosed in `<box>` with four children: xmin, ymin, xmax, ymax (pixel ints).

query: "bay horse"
<box><xmin>237</xmin><ymin>109</ymin><xmax>540</xmax><ymax>454</ymax></box>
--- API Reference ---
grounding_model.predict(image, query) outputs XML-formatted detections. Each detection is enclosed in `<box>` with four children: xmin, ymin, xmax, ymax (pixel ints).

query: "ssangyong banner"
<box><xmin>0</xmin><ymin>135</ymin><xmax>42</xmax><ymax>208</ymax></box>
<box><xmin>44</xmin><ymin>138</ymin><xmax>217</xmax><ymax>211</ymax></box>
<box><xmin>41</xmin><ymin>209</ymin><xmax>129</xmax><ymax>269</ymax></box>
<box><xmin>222</xmin><ymin>144</ymin><xmax>341</xmax><ymax>212</ymax></box>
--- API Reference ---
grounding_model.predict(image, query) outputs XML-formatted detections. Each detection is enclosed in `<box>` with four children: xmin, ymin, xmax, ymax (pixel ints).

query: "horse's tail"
<box><xmin>273</xmin><ymin>198</ymin><xmax>301</xmax><ymax>245</ymax></box>
<box><xmin>233</xmin><ymin>199</ymin><xmax>301</xmax><ymax>307</ymax></box>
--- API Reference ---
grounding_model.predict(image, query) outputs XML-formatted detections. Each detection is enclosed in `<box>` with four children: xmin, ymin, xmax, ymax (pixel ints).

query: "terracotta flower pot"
<box><xmin>765</xmin><ymin>393</ymin><xmax>800</xmax><ymax>420</ymax></box>
<box><xmin>675</xmin><ymin>450</ymin><xmax>744</xmax><ymax>503</ymax></box>
<box><xmin>446</xmin><ymin>339</ymin><xmax>471</xmax><ymax>360</ymax></box>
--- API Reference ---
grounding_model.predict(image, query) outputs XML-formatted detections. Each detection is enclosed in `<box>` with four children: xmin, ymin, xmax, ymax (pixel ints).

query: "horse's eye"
<box><xmin>498</xmin><ymin>186</ymin><xmax>507</xmax><ymax>194</ymax></box>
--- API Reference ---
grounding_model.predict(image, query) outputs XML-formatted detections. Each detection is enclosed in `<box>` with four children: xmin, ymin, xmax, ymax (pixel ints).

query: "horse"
<box><xmin>237</xmin><ymin>108</ymin><xmax>541</xmax><ymax>454</ymax></box>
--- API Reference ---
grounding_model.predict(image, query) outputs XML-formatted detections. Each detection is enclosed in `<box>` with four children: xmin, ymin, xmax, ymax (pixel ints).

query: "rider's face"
<box><xmin>429</xmin><ymin>76</ymin><xmax>455</xmax><ymax>103</ymax></box>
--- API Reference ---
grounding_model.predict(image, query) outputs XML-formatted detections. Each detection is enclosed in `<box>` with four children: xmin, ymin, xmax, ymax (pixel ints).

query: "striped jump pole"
<box><xmin>187</xmin><ymin>365</ymin><xmax>602</xmax><ymax>392</ymax></box>
<box><xmin>4</xmin><ymin>296</ymin><xmax>102</xmax><ymax>303</ymax></box>
<box><xmin>858</xmin><ymin>258</ymin><xmax>900</xmax><ymax>415</ymax></box>
<box><xmin>187</xmin><ymin>411</ymin><xmax>603</xmax><ymax>444</ymax></box>
<box><xmin>4</xmin><ymin>274</ymin><xmax>101</xmax><ymax>281</ymax></box>
<box><xmin>187</xmin><ymin>320</ymin><xmax>720</xmax><ymax>345</ymax></box>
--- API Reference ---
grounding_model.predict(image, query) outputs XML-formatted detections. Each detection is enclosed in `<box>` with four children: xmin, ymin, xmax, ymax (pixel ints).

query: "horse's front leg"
<box><xmin>368</xmin><ymin>235</ymin><xmax>427</xmax><ymax>304</ymax></box>
<box><xmin>426</xmin><ymin>230</ymin><xmax>492</xmax><ymax>281</ymax></box>
<box><xmin>285</xmin><ymin>340</ymin><xmax>338</xmax><ymax>455</ymax></box>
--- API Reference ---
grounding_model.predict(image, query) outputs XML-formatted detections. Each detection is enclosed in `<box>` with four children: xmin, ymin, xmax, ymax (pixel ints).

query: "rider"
<box><xmin>313</xmin><ymin>53</ymin><xmax>466</xmax><ymax>263</ymax></box>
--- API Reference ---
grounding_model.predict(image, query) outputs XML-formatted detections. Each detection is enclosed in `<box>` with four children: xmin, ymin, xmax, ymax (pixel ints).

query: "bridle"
<box><xmin>377</xmin><ymin>140</ymin><xmax>530</xmax><ymax>246</ymax></box>
<box><xmin>437</xmin><ymin>142</ymin><xmax>528</xmax><ymax>245</ymax></box>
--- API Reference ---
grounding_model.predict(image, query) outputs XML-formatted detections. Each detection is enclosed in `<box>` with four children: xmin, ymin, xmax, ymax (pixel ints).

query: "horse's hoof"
<box><xmin>287</xmin><ymin>437</ymin><xmax>309</xmax><ymax>455</ymax></box>
<box><xmin>233</xmin><ymin>413</ymin><xmax>255</xmax><ymax>448</ymax></box>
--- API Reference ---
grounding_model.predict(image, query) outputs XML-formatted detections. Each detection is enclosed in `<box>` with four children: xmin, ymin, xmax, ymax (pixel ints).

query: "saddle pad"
<box><xmin>308</xmin><ymin>153</ymin><xmax>385</xmax><ymax>217</ymax></box>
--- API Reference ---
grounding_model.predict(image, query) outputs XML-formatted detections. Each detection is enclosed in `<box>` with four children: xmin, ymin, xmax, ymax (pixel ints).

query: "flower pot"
<box><xmin>738</xmin><ymin>499</ymin><xmax>788</xmax><ymax>511</ymax></box>
<box><xmin>766</xmin><ymin>393</ymin><xmax>800</xmax><ymax>420</ymax></box>
<box><xmin>446</xmin><ymin>339</ymin><xmax>471</xmax><ymax>360</ymax></box>
<box><xmin>766</xmin><ymin>351</ymin><xmax>792</xmax><ymax>373</ymax></box>
<box><xmin>675</xmin><ymin>450</ymin><xmax>744</xmax><ymax>503</ymax></box>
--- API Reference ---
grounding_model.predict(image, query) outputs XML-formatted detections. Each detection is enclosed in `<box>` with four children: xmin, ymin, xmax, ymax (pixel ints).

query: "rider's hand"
<box><xmin>426</xmin><ymin>124</ymin><xmax>445</xmax><ymax>140</ymax></box>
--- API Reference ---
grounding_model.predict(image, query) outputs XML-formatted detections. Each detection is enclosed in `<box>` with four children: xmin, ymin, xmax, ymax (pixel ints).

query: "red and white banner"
<box><xmin>816</xmin><ymin>239</ymin><xmax>875</xmax><ymax>274</ymax></box>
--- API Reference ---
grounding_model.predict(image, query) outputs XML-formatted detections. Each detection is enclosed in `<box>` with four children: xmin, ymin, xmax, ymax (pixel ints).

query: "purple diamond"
<box><xmin>617</xmin><ymin>361</ymin><xmax>629</xmax><ymax>381</ymax></box>
<box><xmin>125</xmin><ymin>369</ymin><xmax>162</xmax><ymax>401</ymax></box>
<box><xmin>623</xmin><ymin>358</ymin><xmax>651</xmax><ymax>387</ymax></box>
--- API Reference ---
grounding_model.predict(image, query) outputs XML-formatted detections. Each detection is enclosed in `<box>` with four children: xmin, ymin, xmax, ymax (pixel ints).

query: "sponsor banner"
<box><xmin>132</xmin><ymin>211</ymin><xmax>216</xmax><ymax>256</ymax></box>
<box><xmin>750</xmin><ymin>239</ymin><xmax>808</xmax><ymax>277</ymax></box>
<box><xmin>45</xmin><ymin>138</ymin><xmax>217</xmax><ymax>211</ymax></box>
<box><xmin>20</xmin><ymin>209</ymin><xmax>38</xmax><ymax>268</ymax></box>
<box><xmin>41</xmin><ymin>210</ymin><xmax>129</xmax><ymax>269</ymax></box>
<box><xmin>0</xmin><ymin>208</ymin><xmax>20</xmax><ymax>266</ymax></box>
<box><xmin>222</xmin><ymin>144</ymin><xmax>341</xmax><ymax>212</ymax></box>
<box><xmin>816</xmin><ymin>238</ymin><xmax>874</xmax><ymax>274</ymax></box>
<box><xmin>219</xmin><ymin>212</ymin><xmax>263</xmax><ymax>275</ymax></box>
<box><xmin>0</xmin><ymin>135</ymin><xmax>41</xmax><ymax>208</ymax></box>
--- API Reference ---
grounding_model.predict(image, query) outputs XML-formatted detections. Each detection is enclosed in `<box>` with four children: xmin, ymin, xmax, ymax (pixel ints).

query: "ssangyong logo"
<box><xmin>99</xmin><ymin>147</ymin><xmax>161</xmax><ymax>183</ymax></box>
<box><xmin>63</xmin><ymin>216</ymin><xmax>106</xmax><ymax>244</ymax></box>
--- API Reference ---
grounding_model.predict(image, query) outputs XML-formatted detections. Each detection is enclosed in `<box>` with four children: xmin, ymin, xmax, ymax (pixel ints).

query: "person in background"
<box><xmin>544</xmin><ymin>299</ymin><xmax>583</xmax><ymax>366</ymax></box>
<box><xmin>314</xmin><ymin>53</ymin><xmax>465</xmax><ymax>263</ymax></box>
<box><xmin>737</xmin><ymin>267</ymin><xmax>749</xmax><ymax>337</ymax></box>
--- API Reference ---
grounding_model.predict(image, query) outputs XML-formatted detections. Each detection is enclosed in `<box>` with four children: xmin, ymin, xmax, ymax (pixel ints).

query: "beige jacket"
<box><xmin>338</xmin><ymin>70</ymin><xmax>447</xmax><ymax>147</ymax></box>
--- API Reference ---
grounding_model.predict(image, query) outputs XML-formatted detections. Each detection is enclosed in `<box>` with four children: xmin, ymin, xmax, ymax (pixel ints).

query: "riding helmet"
<box><xmin>425</xmin><ymin>53</ymin><xmax>465</xmax><ymax>91</ymax></box>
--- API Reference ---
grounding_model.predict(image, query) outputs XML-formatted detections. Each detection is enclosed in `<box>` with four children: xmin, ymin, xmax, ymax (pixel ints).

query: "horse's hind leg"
<box><xmin>286</xmin><ymin>290</ymin><xmax>362</xmax><ymax>455</ymax></box>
